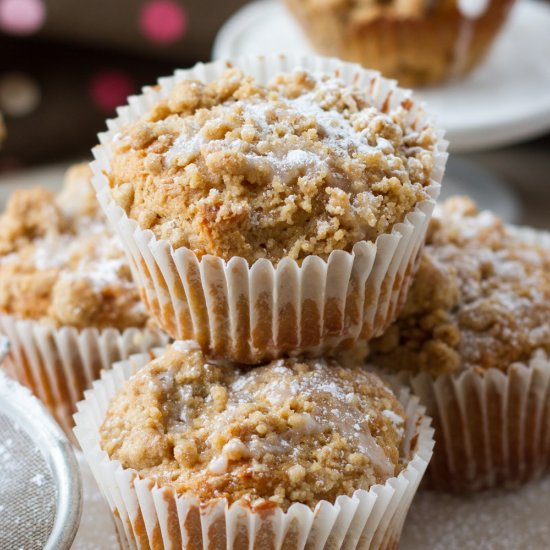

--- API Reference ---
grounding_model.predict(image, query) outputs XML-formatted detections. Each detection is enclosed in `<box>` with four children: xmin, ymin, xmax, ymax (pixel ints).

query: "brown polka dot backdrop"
<box><xmin>0</xmin><ymin>0</ymin><xmax>249</xmax><ymax>166</ymax></box>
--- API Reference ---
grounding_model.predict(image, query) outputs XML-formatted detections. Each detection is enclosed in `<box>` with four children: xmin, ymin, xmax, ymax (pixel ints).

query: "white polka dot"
<box><xmin>0</xmin><ymin>72</ymin><xmax>41</xmax><ymax>117</ymax></box>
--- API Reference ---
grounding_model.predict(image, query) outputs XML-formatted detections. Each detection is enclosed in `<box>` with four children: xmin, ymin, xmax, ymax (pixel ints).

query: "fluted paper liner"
<box><xmin>0</xmin><ymin>315</ymin><xmax>168</xmax><ymax>439</ymax></box>
<box><xmin>90</xmin><ymin>54</ymin><xmax>447</xmax><ymax>364</ymax></box>
<box><xmin>380</xmin><ymin>226</ymin><xmax>550</xmax><ymax>492</ymax></box>
<box><xmin>74</xmin><ymin>348</ymin><xmax>434</xmax><ymax>550</ymax></box>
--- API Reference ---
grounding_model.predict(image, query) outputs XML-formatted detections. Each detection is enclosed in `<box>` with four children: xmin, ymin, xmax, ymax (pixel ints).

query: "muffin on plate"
<box><xmin>92</xmin><ymin>54</ymin><xmax>447</xmax><ymax>364</ymax></box>
<box><xmin>74</xmin><ymin>342</ymin><xmax>434</xmax><ymax>549</ymax></box>
<box><xmin>283</xmin><ymin>0</ymin><xmax>516</xmax><ymax>87</ymax></box>
<box><xmin>369</xmin><ymin>196</ymin><xmax>550</xmax><ymax>491</ymax></box>
<box><xmin>0</xmin><ymin>163</ymin><xmax>167</xmax><ymax>437</ymax></box>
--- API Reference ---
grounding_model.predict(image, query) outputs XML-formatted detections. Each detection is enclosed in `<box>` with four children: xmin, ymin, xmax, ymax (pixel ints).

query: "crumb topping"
<box><xmin>370</xmin><ymin>197</ymin><xmax>550</xmax><ymax>375</ymax></box>
<box><xmin>109</xmin><ymin>68</ymin><xmax>436</xmax><ymax>264</ymax></box>
<box><xmin>100</xmin><ymin>342</ymin><xmax>406</xmax><ymax>510</ymax></box>
<box><xmin>0</xmin><ymin>164</ymin><xmax>149</xmax><ymax>330</ymax></box>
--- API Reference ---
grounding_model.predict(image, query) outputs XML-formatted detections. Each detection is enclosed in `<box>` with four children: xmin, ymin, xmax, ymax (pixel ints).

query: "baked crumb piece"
<box><xmin>100</xmin><ymin>342</ymin><xmax>406</xmax><ymax>510</ymax></box>
<box><xmin>109</xmin><ymin>68</ymin><xmax>436</xmax><ymax>264</ymax></box>
<box><xmin>0</xmin><ymin>163</ymin><xmax>149</xmax><ymax>330</ymax></box>
<box><xmin>370</xmin><ymin>197</ymin><xmax>550</xmax><ymax>375</ymax></box>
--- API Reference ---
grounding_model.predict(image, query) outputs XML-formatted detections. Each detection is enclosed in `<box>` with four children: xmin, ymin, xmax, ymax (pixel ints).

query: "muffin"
<box><xmin>92</xmin><ymin>54</ymin><xmax>447</xmax><ymax>364</ymax></box>
<box><xmin>369</xmin><ymin>196</ymin><xmax>550</xmax><ymax>491</ymax></box>
<box><xmin>284</xmin><ymin>0</ymin><xmax>516</xmax><ymax>87</ymax></box>
<box><xmin>0</xmin><ymin>163</ymin><xmax>167</xmax><ymax>437</ymax></box>
<box><xmin>75</xmin><ymin>342</ymin><xmax>434</xmax><ymax>549</ymax></box>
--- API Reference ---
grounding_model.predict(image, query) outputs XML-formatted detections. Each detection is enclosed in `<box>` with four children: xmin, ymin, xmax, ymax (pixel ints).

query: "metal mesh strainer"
<box><xmin>0</xmin><ymin>337</ymin><xmax>82</xmax><ymax>550</ymax></box>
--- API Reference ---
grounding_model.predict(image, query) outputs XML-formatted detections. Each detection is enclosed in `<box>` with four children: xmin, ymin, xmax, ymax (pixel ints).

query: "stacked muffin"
<box><xmin>0</xmin><ymin>163</ymin><xmax>167</xmax><ymax>435</ymax></box>
<box><xmin>73</xmin><ymin>55</ymin><xmax>446</xmax><ymax>548</ymax></box>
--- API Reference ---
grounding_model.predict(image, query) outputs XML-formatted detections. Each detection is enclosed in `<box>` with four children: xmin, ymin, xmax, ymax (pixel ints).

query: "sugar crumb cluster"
<box><xmin>109</xmin><ymin>68</ymin><xmax>436</xmax><ymax>263</ymax></box>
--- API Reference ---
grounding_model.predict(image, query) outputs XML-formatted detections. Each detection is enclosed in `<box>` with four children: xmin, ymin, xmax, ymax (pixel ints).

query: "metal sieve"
<box><xmin>0</xmin><ymin>337</ymin><xmax>82</xmax><ymax>550</ymax></box>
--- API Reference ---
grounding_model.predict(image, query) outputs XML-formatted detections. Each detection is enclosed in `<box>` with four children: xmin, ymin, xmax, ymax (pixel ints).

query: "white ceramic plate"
<box><xmin>212</xmin><ymin>0</ymin><xmax>550</xmax><ymax>152</ymax></box>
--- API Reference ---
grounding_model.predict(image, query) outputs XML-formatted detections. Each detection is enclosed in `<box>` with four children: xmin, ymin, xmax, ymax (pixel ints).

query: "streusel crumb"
<box><xmin>0</xmin><ymin>163</ymin><xmax>149</xmax><ymax>330</ymax></box>
<box><xmin>370</xmin><ymin>197</ymin><xmax>550</xmax><ymax>375</ymax></box>
<box><xmin>109</xmin><ymin>68</ymin><xmax>436</xmax><ymax>264</ymax></box>
<box><xmin>100</xmin><ymin>342</ymin><xmax>406</xmax><ymax>510</ymax></box>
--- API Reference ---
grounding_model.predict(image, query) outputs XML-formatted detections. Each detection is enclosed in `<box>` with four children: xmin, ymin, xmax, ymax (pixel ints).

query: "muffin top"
<box><xmin>0</xmin><ymin>163</ymin><xmax>149</xmax><ymax>330</ymax></box>
<box><xmin>109</xmin><ymin>68</ymin><xmax>436</xmax><ymax>264</ymax></box>
<box><xmin>100</xmin><ymin>342</ymin><xmax>406</xmax><ymax>510</ymax></box>
<box><xmin>370</xmin><ymin>197</ymin><xmax>550</xmax><ymax>376</ymax></box>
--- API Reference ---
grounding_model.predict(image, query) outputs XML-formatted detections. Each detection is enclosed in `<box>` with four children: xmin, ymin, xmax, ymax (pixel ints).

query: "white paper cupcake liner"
<box><xmin>0</xmin><ymin>315</ymin><xmax>168</xmax><ymax>439</ymax></box>
<box><xmin>74</xmin><ymin>348</ymin><xmax>434</xmax><ymax>550</ymax></box>
<box><xmin>90</xmin><ymin>54</ymin><xmax>447</xmax><ymax>364</ymax></box>
<box><xmin>377</xmin><ymin>225</ymin><xmax>550</xmax><ymax>492</ymax></box>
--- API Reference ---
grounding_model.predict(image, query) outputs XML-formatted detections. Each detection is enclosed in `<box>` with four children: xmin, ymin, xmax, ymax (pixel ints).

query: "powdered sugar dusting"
<box><xmin>167</xmin><ymin>71</ymin><xmax>398</xmax><ymax>190</ymax></box>
<box><xmin>376</xmin><ymin>198</ymin><xmax>550</xmax><ymax>374</ymax></box>
<box><xmin>30</xmin><ymin>473</ymin><xmax>44</xmax><ymax>487</ymax></box>
<box><xmin>32</xmin><ymin>238</ymin><xmax>72</xmax><ymax>270</ymax></box>
<box><xmin>221</xmin><ymin>359</ymin><xmax>397</xmax><ymax>477</ymax></box>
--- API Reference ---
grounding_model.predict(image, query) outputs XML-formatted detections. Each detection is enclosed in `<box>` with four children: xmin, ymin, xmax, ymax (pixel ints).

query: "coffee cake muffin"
<box><xmin>284</xmin><ymin>0</ymin><xmax>516</xmax><ymax>87</ymax></box>
<box><xmin>369</xmin><ymin>197</ymin><xmax>550</xmax><ymax>490</ymax></box>
<box><xmin>0</xmin><ymin>166</ymin><xmax>146</xmax><ymax>330</ymax></box>
<box><xmin>75</xmin><ymin>342</ymin><xmax>434</xmax><ymax>549</ymax></box>
<box><xmin>92</xmin><ymin>55</ymin><xmax>447</xmax><ymax>364</ymax></box>
<box><xmin>0</xmin><ymin>163</ymin><xmax>167</xmax><ymax>437</ymax></box>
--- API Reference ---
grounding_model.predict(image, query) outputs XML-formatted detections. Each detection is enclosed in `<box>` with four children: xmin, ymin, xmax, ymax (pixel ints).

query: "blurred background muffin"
<box><xmin>369</xmin><ymin>196</ymin><xmax>550</xmax><ymax>491</ymax></box>
<box><xmin>0</xmin><ymin>163</ymin><xmax>167</xmax><ymax>437</ymax></box>
<box><xmin>283</xmin><ymin>0</ymin><xmax>516</xmax><ymax>87</ymax></box>
<box><xmin>0</xmin><ymin>164</ymin><xmax>147</xmax><ymax>330</ymax></box>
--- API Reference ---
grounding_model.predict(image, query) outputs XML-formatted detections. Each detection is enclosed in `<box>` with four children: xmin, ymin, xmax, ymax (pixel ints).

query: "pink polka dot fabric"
<box><xmin>139</xmin><ymin>0</ymin><xmax>187</xmax><ymax>44</ymax></box>
<box><xmin>0</xmin><ymin>0</ymin><xmax>45</xmax><ymax>35</ymax></box>
<box><xmin>89</xmin><ymin>70</ymin><xmax>135</xmax><ymax>113</ymax></box>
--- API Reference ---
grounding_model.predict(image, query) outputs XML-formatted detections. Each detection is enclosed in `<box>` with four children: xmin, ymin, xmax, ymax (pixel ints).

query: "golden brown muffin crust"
<box><xmin>0</xmin><ymin>164</ymin><xmax>149</xmax><ymax>330</ymax></box>
<box><xmin>370</xmin><ymin>197</ymin><xmax>550</xmax><ymax>375</ymax></box>
<box><xmin>296</xmin><ymin>0</ymin><xmax>458</xmax><ymax>21</ymax></box>
<box><xmin>108</xmin><ymin>68</ymin><xmax>436</xmax><ymax>264</ymax></box>
<box><xmin>100</xmin><ymin>342</ymin><xmax>406</xmax><ymax>511</ymax></box>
